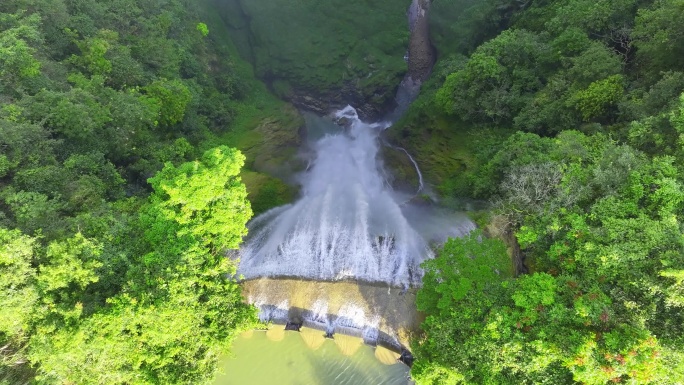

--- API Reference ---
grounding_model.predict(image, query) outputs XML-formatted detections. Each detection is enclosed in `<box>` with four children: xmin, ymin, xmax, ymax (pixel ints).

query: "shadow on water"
<box><xmin>213</xmin><ymin>330</ymin><xmax>410</xmax><ymax>385</ymax></box>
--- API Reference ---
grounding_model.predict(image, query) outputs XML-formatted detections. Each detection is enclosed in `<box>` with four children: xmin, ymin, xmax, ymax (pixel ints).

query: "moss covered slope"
<box><xmin>215</xmin><ymin>0</ymin><xmax>410</xmax><ymax>118</ymax></box>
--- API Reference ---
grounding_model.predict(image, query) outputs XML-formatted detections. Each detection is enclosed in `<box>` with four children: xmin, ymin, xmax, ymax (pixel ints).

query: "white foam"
<box><xmin>238</xmin><ymin>106</ymin><xmax>433</xmax><ymax>286</ymax></box>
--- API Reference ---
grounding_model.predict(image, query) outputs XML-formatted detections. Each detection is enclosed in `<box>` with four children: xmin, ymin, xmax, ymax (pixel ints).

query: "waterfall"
<box><xmin>237</xmin><ymin>105</ymin><xmax>475</xmax><ymax>346</ymax></box>
<box><xmin>238</xmin><ymin>106</ymin><xmax>432</xmax><ymax>287</ymax></box>
<box><xmin>235</xmin><ymin>0</ymin><xmax>475</xmax><ymax>348</ymax></box>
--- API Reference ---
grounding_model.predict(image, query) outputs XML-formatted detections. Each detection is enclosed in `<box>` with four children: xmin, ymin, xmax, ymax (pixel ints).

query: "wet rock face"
<box><xmin>407</xmin><ymin>0</ymin><xmax>436</xmax><ymax>83</ymax></box>
<box><xmin>286</xmin><ymin>85</ymin><xmax>397</xmax><ymax>122</ymax></box>
<box><xmin>241</xmin><ymin>278</ymin><xmax>422</xmax><ymax>349</ymax></box>
<box><xmin>288</xmin><ymin>93</ymin><xmax>332</xmax><ymax>117</ymax></box>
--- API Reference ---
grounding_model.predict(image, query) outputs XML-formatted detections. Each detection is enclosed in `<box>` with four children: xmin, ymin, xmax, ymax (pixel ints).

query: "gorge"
<box><xmin>233</xmin><ymin>0</ymin><xmax>474</xmax><ymax>355</ymax></box>
<box><xmin>208</xmin><ymin>4</ymin><xmax>483</xmax><ymax>383</ymax></box>
<box><xmin>3</xmin><ymin>0</ymin><xmax>683</xmax><ymax>383</ymax></box>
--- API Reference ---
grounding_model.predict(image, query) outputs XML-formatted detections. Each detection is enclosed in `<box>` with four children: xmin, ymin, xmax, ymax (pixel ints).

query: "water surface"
<box><xmin>213</xmin><ymin>331</ymin><xmax>410</xmax><ymax>385</ymax></box>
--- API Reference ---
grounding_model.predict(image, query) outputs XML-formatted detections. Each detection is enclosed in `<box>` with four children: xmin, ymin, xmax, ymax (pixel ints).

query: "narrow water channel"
<box><xmin>213</xmin><ymin>331</ymin><xmax>410</xmax><ymax>385</ymax></box>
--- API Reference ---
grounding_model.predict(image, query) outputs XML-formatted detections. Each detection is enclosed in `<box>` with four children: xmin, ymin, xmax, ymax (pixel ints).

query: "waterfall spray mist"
<box><xmin>238</xmin><ymin>106</ymin><xmax>432</xmax><ymax>286</ymax></box>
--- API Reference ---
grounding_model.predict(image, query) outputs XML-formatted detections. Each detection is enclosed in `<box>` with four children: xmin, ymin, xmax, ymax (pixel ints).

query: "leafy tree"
<box><xmin>429</xmin><ymin>0</ymin><xmax>518</xmax><ymax>55</ymax></box>
<box><xmin>22</xmin><ymin>87</ymin><xmax>112</xmax><ymax>140</ymax></box>
<box><xmin>0</xmin><ymin>119</ymin><xmax>56</xmax><ymax>175</ymax></box>
<box><xmin>413</xmin><ymin>230</ymin><xmax>515</xmax><ymax>384</ymax></box>
<box><xmin>145</xmin><ymin>146</ymin><xmax>251</xmax><ymax>251</ymax></box>
<box><xmin>661</xmin><ymin>270</ymin><xmax>684</xmax><ymax>307</ymax></box>
<box><xmin>26</xmin><ymin>146</ymin><xmax>256</xmax><ymax>384</ymax></box>
<box><xmin>69</xmin><ymin>29</ymin><xmax>119</xmax><ymax>76</ymax></box>
<box><xmin>0</xmin><ymin>11</ymin><xmax>42</xmax><ymax>93</ymax></box>
<box><xmin>414</xmin><ymin>128</ymin><xmax>684</xmax><ymax>384</ymax></box>
<box><xmin>0</xmin><ymin>1</ymin><xmax>288</xmax><ymax>383</ymax></box>
<box><xmin>417</xmin><ymin>229</ymin><xmax>512</xmax><ymax>316</ymax></box>
<box><xmin>35</xmin><ymin>233</ymin><xmax>103</xmax><ymax>323</ymax></box>
<box><xmin>144</xmin><ymin>79</ymin><xmax>192</xmax><ymax>128</ymax></box>
<box><xmin>3</xmin><ymin>191</ymin><xmax>64</xmax><ymax>238</ymax></box>
<box><xmin>633</xmin><ymin>0</ymin><xmax>684</xmax><ymax>77</ymax></box>
<box><xmin>571</xmin><ymin>74</ymin><xmax>625</xmax><ymax>121</ymax></box>
<box><xmin>673</xmin><ymin>92</ymin><xmax>684</xmax><ymax>134</ymax></box>
<box><xmin>436</xmin><ymin>29</ymin><xmax>556</xmax><ymax>124</ymax></box>
<box><xmin>544</xmin><ymin>0</ymin><xmax>638</xmax><ymax>37</ymax></box>
<box><xmin>0</xmin><ymin>229</ymin><xmax>37</xmax><ymax>377</ymax></box>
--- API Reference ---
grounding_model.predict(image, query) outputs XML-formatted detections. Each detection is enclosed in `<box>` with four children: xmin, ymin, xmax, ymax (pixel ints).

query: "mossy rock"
<box><xmin>388</xmin><ymin>115</ymin><xmax>473</xmax><ymax>187</ymax></box>
<box><xmin>241</xmin><ymin>171</ymin><xmax>298</xmax><ymax>215</ymax></box>
<box><xmin>380</xmin><ymin>145</ymin><xmax>421</xmax><ymax>192</ymax></box>
<box><xmin>217</xmin><ymin>0</ymin><xmax>410</xmax><ymax>115</ymax></box>
<box><xmin>386</xmin><ymin>87</ymin><xmax>513</xmax><ymax>198</ymax></box>
<box><xmin>201</xmin><ymin>83</ymin><xmax>305</xmax><ymax>212</ymax></box>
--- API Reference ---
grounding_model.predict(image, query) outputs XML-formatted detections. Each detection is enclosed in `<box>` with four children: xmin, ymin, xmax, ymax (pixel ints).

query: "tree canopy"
<box><xmin>0</xmin><ymin>0</ymin><xmax>278</xmax><ymax>383</ymax></box>
<box><xmin>403</xmin><ymin>0</ymin><xmax>684</xmax><ymax>383</ymax></box>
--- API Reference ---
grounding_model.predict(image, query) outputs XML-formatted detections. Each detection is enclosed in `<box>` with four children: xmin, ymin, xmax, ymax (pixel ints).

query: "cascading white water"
<box><xmin>238</xmin><ymin>106</ymin><xmax>433</xmax><ymax>287</ymax></box>
<box><xmin>237</xmin><ymin>1</ymin><xmax>476</xmax><ymax>347</ymax></box>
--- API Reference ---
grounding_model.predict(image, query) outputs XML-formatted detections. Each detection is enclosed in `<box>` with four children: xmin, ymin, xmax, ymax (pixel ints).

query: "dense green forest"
<box><xmin>0</xmin><ymin>0</ymin><xmax>303</xmax><ymax>383</ymax></box>
<box><xmin>2</xmin><ymin>0</ymin><xmax>684</xmax><ymax>384</ymax></box>
<box><xmin>400</xmin><ymin>0</ymin><xmax>684</xmax><ymax>384</ymax></box>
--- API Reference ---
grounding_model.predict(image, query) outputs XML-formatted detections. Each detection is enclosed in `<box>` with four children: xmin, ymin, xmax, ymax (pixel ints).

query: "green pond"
<box><xmin>213</xmin><ymin>330</ymin><xmax>410</xmax><ymax>385</ymax></box>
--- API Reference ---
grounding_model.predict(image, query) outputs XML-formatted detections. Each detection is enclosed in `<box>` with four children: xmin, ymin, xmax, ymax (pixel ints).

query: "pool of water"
<box><xmin>213</xmin><ymin>330</ymin><xmax>410</xmax><ymax>385</ymax></box>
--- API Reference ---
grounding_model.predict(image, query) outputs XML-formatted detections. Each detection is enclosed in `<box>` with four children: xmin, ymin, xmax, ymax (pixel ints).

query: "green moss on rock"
<box><xmin>241</xmin><ymin>171</ymin><xmax>297</xmax><ymax>214</ymax></box>
<box><xmin>216</xmin><ymin>0</ymin><xmax>410</xmax><ymax>115</ymax></box>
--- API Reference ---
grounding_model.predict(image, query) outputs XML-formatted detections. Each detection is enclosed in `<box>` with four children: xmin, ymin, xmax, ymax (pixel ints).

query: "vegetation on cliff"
<box><xmin>212</xmin><ymin>0</ymin><xmax>409</xmax><ymax>116</ymax></box>
<box><xmin>408</xmin><ymin>0</ymin><xmax>684</xmax><ymax>383</ymax></box>
<box><xmin>2</xmin><ymin>0</ymin><xmax>683</xmax><ymax>383</ymax></box>
<box><xmin>0</xmin><ymin>0</ymin><xmax>301</xmax><ymax>382</ymax></box>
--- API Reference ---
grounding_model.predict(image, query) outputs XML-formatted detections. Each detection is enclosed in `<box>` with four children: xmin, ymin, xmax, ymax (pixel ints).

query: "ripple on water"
<box><xmin>213</xmin><ymin>331</ymin><xmax>409</xmax><ymax>385</ymax></box>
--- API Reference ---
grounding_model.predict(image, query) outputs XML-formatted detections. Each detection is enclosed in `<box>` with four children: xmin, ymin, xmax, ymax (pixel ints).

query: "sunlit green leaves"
<box><xmin>69</xmin><ymin>29</ymin><xmax>119</xmax><ymax>76</ymax></box>
<box><xmin>0</xmin><ymin>228</ymin><xmax>37</xmax><ymax>341</ymax></box>
<box><xmin>511</xmin><ymin>273</ymin><xmax>557</xmax><ymax>321</ymax></box>
<box><xmin>146</xmin><ymin>146</ymin><xmax>251</xmax><ymax>251</ymax></box>
<box><xmin>38</xmin><ymin>233</ymin><xmax>102</xmax><ymax>293</ymax></box>
<box><xmin>417</xmin><ymin>229</ymin><xmax>511</xmax><ymax>316</ymax></box>
<box><xmin>143</xmin><ymin>78</ymin><xmax>192</xmax><ymax>128</ymax></box>
<box><xmin>572</xmin><ymin>75</ymin><xmax>625</xmax><ymax>121</ymax></box>
<box><xmin>23</xmin><ymin>145</ymin><xmax>257</xmax><ymax>384</ymax></box>
<box><xmin>0</xmin><ymin>11</ymin><xmax>42</xmax><ymax>91</ymax></box>
<box><xmin>0</xmin><ymin>1</ymin><xmax>265</xmax><ymax>383</ymax></box>
<box><xmin>196</xmin><ymin>22</ymin><xmax>208</xmax><ymax>37</ymax></box>
<box><xmin>660</xmin><ymin>270</ymin><xmax>684</xmax><ymax>306</ymax></box>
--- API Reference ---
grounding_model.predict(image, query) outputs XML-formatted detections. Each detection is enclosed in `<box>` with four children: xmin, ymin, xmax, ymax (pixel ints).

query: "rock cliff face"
<box><xmin>214</xmin><ymin>0</ymin><xmax>436</xmax><ymax>120</ymax></box>
<box><xmin>407</xmin><ymin>0</ymin><xmax>435</xmax><ymax>83</ymax></box>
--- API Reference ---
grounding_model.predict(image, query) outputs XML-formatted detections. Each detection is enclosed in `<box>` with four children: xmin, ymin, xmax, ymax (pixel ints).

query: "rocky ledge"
<box><xmin>278</xmin><ymin>0</ymin><xmax>436</xmax><ymax>121</ymax></box>
<box><xmin>286</xmin><ymin>82</ymin><xmax>399</xmax><ymax>122</ymax></box>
